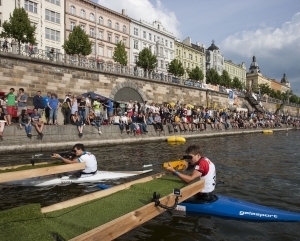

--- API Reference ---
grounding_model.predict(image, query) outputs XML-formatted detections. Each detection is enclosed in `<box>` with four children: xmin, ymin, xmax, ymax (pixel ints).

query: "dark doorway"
<box><xmin>114</xmin><ymin>87</ymin><xmax>143</xmax><ymax>102</ymax></box>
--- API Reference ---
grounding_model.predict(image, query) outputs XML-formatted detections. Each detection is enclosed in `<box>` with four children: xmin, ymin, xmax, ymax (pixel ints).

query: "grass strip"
<box><xmin>0</xmin><ymin>176</ymin><xmax>187</xmax><ymax>241</ymax></box>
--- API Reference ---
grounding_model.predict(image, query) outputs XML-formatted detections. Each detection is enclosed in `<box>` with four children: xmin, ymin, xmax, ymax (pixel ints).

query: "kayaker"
<box><xmin>52</xmin><ymin>143</ymin><xmax>98</xmax><ymax>177</ymax></box>
<box><xmin>166</xmin><ymin>144</ymin><xmax>216</xmax><ymax>202</ymax></box>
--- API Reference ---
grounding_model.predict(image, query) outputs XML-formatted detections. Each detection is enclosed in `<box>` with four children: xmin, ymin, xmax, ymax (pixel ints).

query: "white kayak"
<box><xmin>3</xmin><ymin>169</ymin><xmax>153</xmax><ymax>187</ymax></box>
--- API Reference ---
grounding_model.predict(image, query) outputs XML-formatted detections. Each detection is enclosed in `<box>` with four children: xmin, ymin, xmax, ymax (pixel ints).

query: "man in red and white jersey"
<box><xmin>167</xmin><ymin>144</ymin><xmax>216</xmax><ymax>202</ymax></box>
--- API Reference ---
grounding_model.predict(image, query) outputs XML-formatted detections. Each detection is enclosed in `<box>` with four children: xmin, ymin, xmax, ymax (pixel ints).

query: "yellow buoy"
<box><xmin>167</xmin><ymin>136</ymin><xmax>186</xmax><ymax>143</ymax></box>
<box><xmin>262</xmin><ymin>130</ymin><xmax>273</xmax><ymax>134</ymax></box>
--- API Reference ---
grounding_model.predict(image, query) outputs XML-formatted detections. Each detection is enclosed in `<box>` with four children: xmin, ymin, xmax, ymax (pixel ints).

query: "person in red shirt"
<box><xmin>166</xmin><ymin>144</ymin><xmax>216</xmax><ymax>202</ymax></box>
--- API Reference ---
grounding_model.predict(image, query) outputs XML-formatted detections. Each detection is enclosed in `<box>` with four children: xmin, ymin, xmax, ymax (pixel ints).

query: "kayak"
<box><xmin>175</xmin><ymin>195</ymin><xmax>300</xmax><ymax>222</ymax></box>
<box><xmin>2</xmin><ymin>169</ymin><xmax>153</xmax><ymax>187</ymax></box>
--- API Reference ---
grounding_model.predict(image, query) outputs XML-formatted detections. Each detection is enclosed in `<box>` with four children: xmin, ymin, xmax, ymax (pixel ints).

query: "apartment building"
<box><xmin>0</xmin><ymin>0</ymin><xmax>65</xmax><ymax>54</ymax></box>
<box><xmin>224</xmin><ymin>60</ymin><xmax>246</xmax><ymax>87</ymax></box>
<box><xmin>205</xmin><ymin>40</ymin><xmax>224</xmax><ymax>76</ymax></box>
<box><xmin>130</xmin><ymin>19</ymin><xmax>175</xmax><ymax>74</ymax></box>
<box><xmin>65</xmin><ymin>0</ymin><xmax>130</xmax><ymax>62</ymax></box>
<box><xmin>175</xmin><ymin>37</ymin><xmax>206</xmax><ymax>81</ymax></box>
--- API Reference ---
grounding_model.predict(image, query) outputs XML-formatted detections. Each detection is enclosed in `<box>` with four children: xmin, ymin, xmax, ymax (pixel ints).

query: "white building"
<box><xmin>130</xmin><ymin>19</ymin><xmax>175</xmax><ymax>74</ymax></box>
<box><xmin>205</xmin><ymin>40</ymin><xmax>224</xmax><ymax>75</ymax></box>
<box><xmin>0</xmin><ymin>0</ymin><xmax>64</xmax><ymax>54</ymax></box>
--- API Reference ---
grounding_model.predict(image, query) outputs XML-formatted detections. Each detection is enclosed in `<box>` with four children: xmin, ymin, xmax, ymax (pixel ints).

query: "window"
<box><xmin>165</xmin><ymin>50</ymin><xmax>168</xmax><ymax>59</ymax></box>
<box><xmin>107</xmin><ymin>48</ymin><xmax>112</xmax><ymax>58</ymax></box>
<box><xmin>99</xmin><ymin>31</ymin><xmax>103</xmax><ymax>39</ymax></box>
<box><xmin>134</xmin><ymin>55</ymin><xmax>138</xmax><ymax>63</ymax></box>
<box><xmin>90</xmin><ymin>28</ymin><xmax>95</xmax><ymax>37</ymax></box>
<box><xmin>134</xmin><ymin>28</ymin><xmax>138</xmax><ymax>36</ymax></box>
<box><xmin>184</xmin><ymin>52</ymin><xmax>186</xmax><ymax>58</ymax></box>
<box><xmin>99</xmin><ymin>46</ymin><xmax>104</xmax><ymax>56</ymax></box>
<box><xmin>107</xmin><ymin>20</ymin><xmax>112</xmax><ymax>28</ymax></box>
<box><xmin>46</xmin><ymin>0</ymin><xmax>60</xmax><ymax>5</ymax></box>
<box><xmin>70</xmin><ymin>21</ymin><xmax>75</xmax><ymax>30</ymax></box>
<box><xmin>90</xmin><ymin>13</ymin><xmax>94</xmax><ymax>21</ymax></box>
<box><xmin>176</xmin><ymin>49</ymin><xmax>178</xmax><ymax>55</ymax></box>
<box><xmin>134</xmin><ymin>41</ymin><xmax>138</xmax><ymax>50</ymax></box>
<box><xmin>107</xmin><ymin>33</ymin><xmax>111</xmax><ymax>42</ymax></box>
<box><xmin>45</xmin><ymin>27</ymin><xmax>60</xmax><ymax>42</ymax></box>
<box><xmin>165</xmin><ymin>40</ymin><xmax>168</xmax><ymax>47</ymax></box>
<box><xmin>80</xmin><ymin>25</ymin><xmax>85</xmax><ymax>31</ymax></box>
<box><xmin>123</xmin><ymin>38</ymin><xmax>127</xmax><ymax>46</ymax></box>
<box><xmin>99</xmin><ymin>16</ymin><xmax>103</xmax><ymax>25</ymax></box>
<box><xmin>189</xmin><ymin>54</ymin><xmax>192</xmax><ymax>60</ymax></box>
<box><xmin>115</xmin><ymin>36</ymin><xmax>119</xmax><ymax>44</ymax></box>
<box><xmin>161</xmin><ymin>60</ymin><xmax>163</xmax><ymax>68</ymax></box>
<box><xmin>143</xmin><ymin>43</ymin><xmax>146</xmax><ymax>49</ymax></box>
<box><xmin>179</xmin><ymin>50</ymin><xmax>180</xmax><ymax>56</ymax></box>
<box><xmin>123</xmin><ymin>25</ymin><xmax>126</xmax><ymax>33</ymax></box>
<box><xmin>154</xmin><ymin>35</ymin><xmax>156</xmax><ymax>42</ymax></box>
<box><xmin>170</xmin><ymin>42</ymin><xmax>173</xmax><ymax>49</ymax></box>
<box><xmin>149</xmin><ymin>46</ymin><xmax>152</xmax><ymax>52</ymax></box>
<box><xmin>115</xmin><ymin>22</ymin><xmax>119</xmax><ymax>30</ymax></box>
<box><xmin>70</xmin><ymin>5</ymin><xmax>76</xmax><ymax>15</ymax></box>
<box><xmin>24</xmin><ymin>0</ymin><xmax>37</xmax><ymax>14</ymax></box>
<box><xmin>196</xmin><ymin>56</ymin><xmax>197</xmax><ymax>61</ymax></box>
<box><xmin>45</xmin><ymin>9</ymin><xmax>60</xmax><ymax>24</ymax></box>
<box><xmin>91</xmin><ymin>45</ymin><xmax>95</xmax><ymax>54</ymax></box>
<box><xmin>80</xmin><ymin>9</ymin><xmax>85</xmax><ymax>18</ymax></box>
<box><xmin>143</xmin><ymin>31</ymin><xmax>146</xmax><ymax>38</ymax></box>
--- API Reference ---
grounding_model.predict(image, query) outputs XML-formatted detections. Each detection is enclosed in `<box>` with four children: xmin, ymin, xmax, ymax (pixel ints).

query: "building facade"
<box><xmin>0</xmin><ymin>0</ymin><xmax>65</xmax><ymax>54</ymax></box>
<box><xmin>174</xmin><ymin>37</ymin><xmax>205</xmax><ymax>81</ymax></box>
<box><xmin>224</xmin><ymin>60</ymin><xmax>246</xmax><ymax>87</ymax></box>
<box><xmin>65</xmin><ymin>0</ymin><xmax>130</xmax><ymax>63</ymax></box>
<box><xmin>130</xmin><ymin>20</ymin><xmax>175</xmax><ymax>74</ymax></box>
<box><xmin>205</xmin><ymin>40</ymin><xmax>224</xmax><ymax>76</ymax></box>
<box><xmin>246</xmin><ymin>56</ymin><xmax>291</xmax><ymax>93</ymax></box>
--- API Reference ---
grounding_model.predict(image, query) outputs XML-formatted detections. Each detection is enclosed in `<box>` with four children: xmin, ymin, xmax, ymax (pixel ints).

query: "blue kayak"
<box><xmin>97</xmin><ymin>184</ymin><xmax>300</xmax><ymax>222</ymax></box>
<box><xmin>176</xmin><ymin>195</ymin><xmax>300</xmax><ymax>222</ymax></box>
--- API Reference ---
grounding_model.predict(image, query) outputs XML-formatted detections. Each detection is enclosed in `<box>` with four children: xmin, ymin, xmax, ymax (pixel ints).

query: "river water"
<box><xmin>1</xmin><ymin>130</ymin><xmax>300</xmax><ymax>241</ymax></box>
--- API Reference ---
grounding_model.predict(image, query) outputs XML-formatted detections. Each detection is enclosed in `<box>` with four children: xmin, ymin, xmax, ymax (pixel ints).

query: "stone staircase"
<box><xmin>245</xmin><ymin>92</ymin><xmax>265</xmax><ymax>113</ymax></box>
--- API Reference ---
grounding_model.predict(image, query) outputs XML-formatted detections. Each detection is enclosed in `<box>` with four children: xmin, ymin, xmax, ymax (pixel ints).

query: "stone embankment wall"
<box><xmin>0</xmin><ymin>51</ymin><xmax>298</xmax><ymax>116</ymax></box>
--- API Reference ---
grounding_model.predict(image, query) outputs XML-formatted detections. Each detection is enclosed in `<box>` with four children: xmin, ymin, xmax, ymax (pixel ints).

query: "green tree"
<box><xmin>136</xmin><ymin>48</ymin><xmax>157</xmax><ymax>72</ymax></box>
<box><xmin>168</xmin><ymin>59</ymin><xmax>185</xmax><ymax>77</ymax></box>
<box><xmin>258</xmin><ymin>83</ymin><xmax>271</xmax><ymax>96</ymax></box>
<box><xmin>0</xmin><ymin>8</ymin><xmax>36</xmax><ymax>52</ymax></box>
<box><xmin>188</xmin><ymin>66</ymin><xmax>204</xmax><ymax>81</ymax></box>
<box><xmin>62</xmin><ymin>26</ymin><xmax>92</xmax><ymax>56</ymax></box>
<box><xmin>113</xmin><ymin>41</ymin><xmax>127</xmax><ymax>66</ymax></box>
<box><xmin>232</xmin><ymin>77</ymin><xmax>243</xmax><ymax>90</ymax></box>
<box><xmin>220</xmin><ymin>70</ymin><xmax>232</xmax><ymax>87</ymax></box>
<box><xmin>206</xmin><ymin>69</ymin><xmax>220</xmax><ymax>85</ymax></box>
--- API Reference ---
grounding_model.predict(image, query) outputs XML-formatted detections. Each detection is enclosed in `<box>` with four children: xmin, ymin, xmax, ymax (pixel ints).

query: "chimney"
<box><xmin>122</xmin><ymin>9</ymin><xmax>127</xmax><ymax>16</ymax></box>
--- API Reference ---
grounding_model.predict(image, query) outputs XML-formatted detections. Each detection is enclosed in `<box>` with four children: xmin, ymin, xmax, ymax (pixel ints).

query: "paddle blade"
<box><xmin>163</xmin><ymin>160</ymin><xmax>189</xmax><ymax>171</ymax></box>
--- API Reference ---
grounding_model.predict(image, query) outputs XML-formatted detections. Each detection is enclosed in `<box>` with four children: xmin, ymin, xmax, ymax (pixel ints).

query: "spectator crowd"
<box><xmin>0</xmin><ymin>88</ymin><xmax>299</xmax><ymax>141</ymax></box>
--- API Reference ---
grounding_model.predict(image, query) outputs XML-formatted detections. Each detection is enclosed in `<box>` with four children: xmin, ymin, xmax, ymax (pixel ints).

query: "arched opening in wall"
<box><xmin>114</xmin><ymin>87</ymin><xmax>143</xmax><ymax>103</ymax></box>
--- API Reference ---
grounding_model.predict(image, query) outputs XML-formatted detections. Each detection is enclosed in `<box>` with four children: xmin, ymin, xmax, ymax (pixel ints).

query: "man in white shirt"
<box><xmin>52</xmin><ymin>143</ymin><xmax>98</xmax><ymax>176</ymax></box>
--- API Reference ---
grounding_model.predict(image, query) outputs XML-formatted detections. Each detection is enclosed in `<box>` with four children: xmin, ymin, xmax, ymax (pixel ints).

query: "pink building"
<box><xmin>65</xmin><ymin>0</ymin><xmax>130</xmax><ymax>64</ymax></box>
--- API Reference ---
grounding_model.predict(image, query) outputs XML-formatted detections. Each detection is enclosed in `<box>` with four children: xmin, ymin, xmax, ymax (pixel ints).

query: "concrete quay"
<box><xmin>0</xmin><ymin>124</ymin><xmax>292</xmax><ymax>154</ymax></box>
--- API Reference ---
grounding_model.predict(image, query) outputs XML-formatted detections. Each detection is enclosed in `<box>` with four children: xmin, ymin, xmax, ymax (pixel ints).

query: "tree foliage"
<box><xmin>188</xmin><ymin>66</ymin><xmax>204</xmax><ymax>81</ymax></box>
<box><xmin>136</xmin><ymin>48</ymin><xmax>157</xmax><ymax>72</ymax></box>
<box><xmin>232</xmin><ymin>77</ymin><xmax>243</xmax><ymax>90</ymax></box>
<box><xmin>113</xmin><ymin>41</ymin><xmax>127</xmax><ymax>66</ymax></box>
<box><xmin>206</xmin><ymin>69</ymin><xmax>220</xmax><ymax>85</ymax></box>
<box><xmin>62</xmin><ymin>26</ymin><xmax>92</xmax><ymax>56</ymax></box>
<box><xmin>258</xmin><ymin>83</ymin><xmax>271</xmax><ymax>96</ymax></box>
<box><xmin>220</xmin><ymin>70</ymin><xmax>232</xmax><ymax>87</ymax></box>
<box><xmin>0</xmin><ymin>8</ymin><xmax>36</xmax><ymax>50</ymax></box>
<box><xmin>168</xmin><ymin>59</ymin><xmax>185</xmax><ymax>77</ymax></box>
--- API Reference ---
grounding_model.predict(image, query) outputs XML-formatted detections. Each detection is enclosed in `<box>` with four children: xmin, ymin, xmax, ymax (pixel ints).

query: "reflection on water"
<box><xmin>1</xmin><ymin>131</ymin><xmax>300</xmax><ymax>240</ymax></box>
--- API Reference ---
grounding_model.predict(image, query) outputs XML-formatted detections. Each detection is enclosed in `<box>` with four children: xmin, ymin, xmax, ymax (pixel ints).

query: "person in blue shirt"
<box><xmin>31</xmin><ymin>108</ymin><xmax>44</xmax><ymax>137</ymax></box>
<box><xmin>47</xmin><ymin>93</ymin><xmax>60</xmax><ymax>125</ymax></box>
<box><xmin>106</xmin><ymin>99</ymin><xmax>114</xmax><ymax>124</ymax></box>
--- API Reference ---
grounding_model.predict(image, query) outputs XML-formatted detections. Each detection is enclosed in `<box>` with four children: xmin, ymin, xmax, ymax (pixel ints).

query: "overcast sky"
<box><xmin>94</xmin><ymin>0</ymin><xmax>300</xmax><ymax>95</ymax></box>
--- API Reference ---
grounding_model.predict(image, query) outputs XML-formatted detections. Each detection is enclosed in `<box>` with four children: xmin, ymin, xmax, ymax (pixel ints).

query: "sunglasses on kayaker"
<box><xmin>183</xmin><ymin>155</ymin><xmax>193</xmax><ymax>160</ymax></box>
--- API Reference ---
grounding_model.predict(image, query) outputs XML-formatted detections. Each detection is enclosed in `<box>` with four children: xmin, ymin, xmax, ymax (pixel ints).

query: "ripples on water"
<box><xmin>1</xmin><ymin>130</ymin><xmax>300</xmax><ymax>240</ymax></box>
